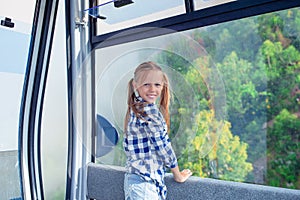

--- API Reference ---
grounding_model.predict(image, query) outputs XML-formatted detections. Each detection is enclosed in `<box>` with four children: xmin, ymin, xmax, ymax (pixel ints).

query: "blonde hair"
<box><xmin>124</xmin><ymin>61</ymin><xmax>170</xmax><ymax>132</ymax></box>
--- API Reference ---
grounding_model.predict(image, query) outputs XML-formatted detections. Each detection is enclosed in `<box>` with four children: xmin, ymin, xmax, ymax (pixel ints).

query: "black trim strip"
<box><xmin>91</xmin><ymin>0</ymin><xmax>300</xmax><ymax>49</ymax></box>
<box><xmin>185</xmin><ymin>0</ymin><xmax>194</xmax><ymax>13</ymax></box>
<box><xmin>90</xmin><ymin>0</ymin><xmax>97</xmax><ymax>164</ymax></box>
<box><xmin>64</xmin><ymin>0</ymin><xmax>74</xmax><ymax>199</ymax></box>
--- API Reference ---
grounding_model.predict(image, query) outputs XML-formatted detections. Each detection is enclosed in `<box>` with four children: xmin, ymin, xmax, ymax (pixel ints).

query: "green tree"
<box><xmin>260</xmin><ymin>39</ymin><xmax>300</xmax><ymax>119</ymax></box>
<box><xmin>267</xmin><ymin>109</ymin><xmax>300</xmax><ymax>189</ymax></box>
<box><xmin>216</xmin><ymin>52</ymin><xmax>267</xmax><ymax>163</ymax></box>
<box><xmin>178</xmin><ymin>110</ymin><xmax>253</xmax><ymax>181</ymax></box>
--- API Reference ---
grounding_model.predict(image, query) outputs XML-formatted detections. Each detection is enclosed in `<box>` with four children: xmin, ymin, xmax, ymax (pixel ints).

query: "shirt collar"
<box><xmin>136</xmin><ymin>96</ymin><xmax>145</xmax><ymax>102</ymax></box>
<box><xmin>135</xmin><ymin>96</ymin><xmax>155</xmax><ymax>106</ymax></box>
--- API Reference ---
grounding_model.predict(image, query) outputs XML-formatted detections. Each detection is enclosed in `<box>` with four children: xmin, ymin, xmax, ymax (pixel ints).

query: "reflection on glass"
<box><xmin>86</xmin><ymin>0</ymin><xmax>185</xmax><ymax>35</ymax></box>
<box><xmin>194</xmin><ymin>0</ymin><xmax>236</xmax><ymax>10</ymax></box>
<box><xmin>96</xmin><ymin>114</ymin><xmax>119</xmax><ymax>157</ymax></box>
<box><xmin>95</xmin><ymin>7</ymin><xmax>300</xmax><ymax>190</ymax></box>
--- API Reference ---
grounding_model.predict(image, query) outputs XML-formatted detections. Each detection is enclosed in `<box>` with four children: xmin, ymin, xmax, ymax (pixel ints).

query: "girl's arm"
<box><xmin>171</xmin><ymin>166</ymin><xmax>192</xmax><ymax>183</ymax></box>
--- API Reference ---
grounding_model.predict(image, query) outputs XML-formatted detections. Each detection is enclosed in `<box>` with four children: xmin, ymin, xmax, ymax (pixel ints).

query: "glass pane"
<box><xmin>0</xmin><ymin>0</ymin><xmax>35</xmax><ymax>199</ymax></box>
<box><xmin>86</xmin><ymin>0</ymin><xmax>185</xmax><ymax>35</ymax></box>
<box><xmin>194</xmin><ymin>0</ymin><xmax>236</xmax><ymax>10</ymax></box>
<box><xmin>95</xmin><ymin>6</ymin><xmax>300</xmax><ymax>190</ymax></box>
<box><xmin>41</xmin><ymin>0</ymin><xmax>67</xmax><ymax>199</ymax></box>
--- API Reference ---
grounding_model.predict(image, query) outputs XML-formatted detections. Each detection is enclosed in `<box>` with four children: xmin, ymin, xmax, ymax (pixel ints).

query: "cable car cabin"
<box><xmin>1</xmin><ymin>0</ymin><xmax>300</xmax><ymax>199</ymax></box>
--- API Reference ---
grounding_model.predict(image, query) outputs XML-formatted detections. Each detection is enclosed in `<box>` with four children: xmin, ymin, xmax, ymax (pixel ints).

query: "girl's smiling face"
<box><xmin>134</xmin><ymin>70</ymin><xmax>164</xmax><ymax>103</ymax></box>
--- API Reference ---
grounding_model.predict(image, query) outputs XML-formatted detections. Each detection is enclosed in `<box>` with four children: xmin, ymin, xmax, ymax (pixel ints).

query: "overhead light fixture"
<box><xmin>114</xmin><ymin>0</ymin><xmax>134</xmax><ymax>8</ymax></box>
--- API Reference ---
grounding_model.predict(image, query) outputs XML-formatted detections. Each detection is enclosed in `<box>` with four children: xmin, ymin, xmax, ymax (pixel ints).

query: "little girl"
<box><xmin>123</xmin><ymin>61</ymin><xmax>192</xmax><ymax>200</ymax></box>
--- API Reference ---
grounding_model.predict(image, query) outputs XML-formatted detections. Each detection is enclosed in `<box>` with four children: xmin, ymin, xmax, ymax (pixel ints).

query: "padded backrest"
<box><xmin>86</xmin><ymin>163</ymin><xmax>300</xmax><ymax>200</ymax></box>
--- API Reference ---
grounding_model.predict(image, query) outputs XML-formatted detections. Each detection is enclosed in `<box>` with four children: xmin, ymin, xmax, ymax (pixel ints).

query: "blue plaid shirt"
<box><xmin>123</xmin><ymin>97</ymin><xmax>178</xmax><ymax>199</ymax></box>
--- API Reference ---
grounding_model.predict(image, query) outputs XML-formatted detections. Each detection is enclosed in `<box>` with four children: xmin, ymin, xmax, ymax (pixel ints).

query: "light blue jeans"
<box><xmin>124</xmin><ymin>173</ymin><xmax>161</xmax><ymax>200</ymax></box>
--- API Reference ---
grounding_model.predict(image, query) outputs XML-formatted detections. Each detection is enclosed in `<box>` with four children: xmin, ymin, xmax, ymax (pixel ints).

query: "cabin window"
<box><xmin>95</xmin><ymin>6</ymin><xmax>300</xmax><ymax>190</ymax></box>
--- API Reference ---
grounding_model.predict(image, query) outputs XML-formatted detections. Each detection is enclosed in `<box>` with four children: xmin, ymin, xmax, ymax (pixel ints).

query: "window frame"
<box><xmin>90</xmin><ymin>0</ymin><xmax>300</xmax><ymax>48</ymax></box>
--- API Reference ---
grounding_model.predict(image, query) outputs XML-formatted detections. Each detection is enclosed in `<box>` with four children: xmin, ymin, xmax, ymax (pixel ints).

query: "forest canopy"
<box><xmin>160</xmin><ymin>7</ymin><xmax>300</xmax><ymax>189</ymax></box>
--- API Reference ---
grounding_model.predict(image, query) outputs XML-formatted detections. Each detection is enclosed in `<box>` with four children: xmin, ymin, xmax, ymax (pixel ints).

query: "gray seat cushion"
<box><xmin>86</xmin><ymin>163</ymin><xmax>300</xmax><ymax>200</ymax></box>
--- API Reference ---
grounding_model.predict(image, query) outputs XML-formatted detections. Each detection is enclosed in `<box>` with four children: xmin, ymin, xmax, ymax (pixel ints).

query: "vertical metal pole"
<box><xmin>65</xmin><ymin>0</ymin><xmax>93</xmax><ymax>199</ymax></box>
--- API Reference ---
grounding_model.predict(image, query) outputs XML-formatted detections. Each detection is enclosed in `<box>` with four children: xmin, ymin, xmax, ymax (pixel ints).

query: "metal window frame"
<box><xmin>90</xmin><ymin>0</ymin><xmax>300</xmax><ymax>49</ymax></box>
<box><xmin>65</xmin><ymin>0</ymin><xmax>95</xmax><ymax>199</ymax></box>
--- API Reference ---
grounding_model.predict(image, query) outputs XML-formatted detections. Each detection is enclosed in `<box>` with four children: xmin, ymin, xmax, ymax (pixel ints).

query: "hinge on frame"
<box><xmin>75</xmin><ymin>17</ymin><xmax>87</xmax><ymax>29</ymax></box>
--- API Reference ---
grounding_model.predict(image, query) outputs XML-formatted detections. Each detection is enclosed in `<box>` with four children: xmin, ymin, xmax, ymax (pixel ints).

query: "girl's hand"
<box><xmin>171</xmin><ymin>167</ymin><xmax>193</xmax><ymax>183</ymax></box>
